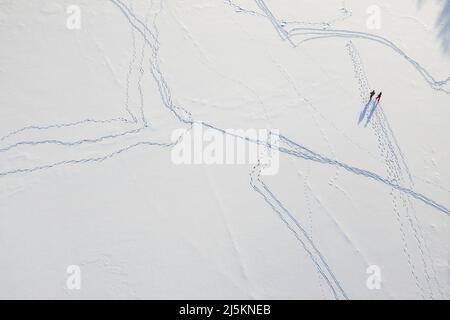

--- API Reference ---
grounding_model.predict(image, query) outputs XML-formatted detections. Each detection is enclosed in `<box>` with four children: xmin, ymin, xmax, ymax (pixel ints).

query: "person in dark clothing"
<box><xmin>369</xmin><ymin>90</ymin><xmax>375</xmax><ymax>101</ymax></box>
<box><xmin>375</xmin><ymin>92</ymin><xmax>382</xmax><ymax>103</ymax></box>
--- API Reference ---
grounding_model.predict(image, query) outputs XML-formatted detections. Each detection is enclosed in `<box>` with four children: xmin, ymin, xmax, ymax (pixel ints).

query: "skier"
<box><xmin>369</xmin><ymin>90</ymin><xmax>376</xmax><ymax>101</ymax></box>
<box><xmin>375</xmin><ymin>92</ymin><xmax>382</xmax><ymax>103</ymax></box>
<box><xmin>365</xmin><ymin>92</ymin><xmax>382</xmax><ymax>127</ymax></box>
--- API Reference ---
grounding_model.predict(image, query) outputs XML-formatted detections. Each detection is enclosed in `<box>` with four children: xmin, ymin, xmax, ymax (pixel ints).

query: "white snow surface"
<box><xmin>0</xmin><ymin>0</ymin><xmax>449</xmax><ymax>299</ymax></box>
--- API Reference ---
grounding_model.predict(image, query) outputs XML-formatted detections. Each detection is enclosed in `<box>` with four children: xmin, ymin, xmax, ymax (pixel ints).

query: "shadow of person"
<box><xmin>437</xmin><ymin>0</ymin><xmax>450</xmax><ymax>55</ymax></box>
<box><xmin>417</xmin><ymin>0</ymin><xmax>450</xmax><ymax>56</ymax></box>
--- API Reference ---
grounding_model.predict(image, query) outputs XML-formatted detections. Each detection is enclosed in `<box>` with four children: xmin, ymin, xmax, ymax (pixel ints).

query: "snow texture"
<box><xmin>0</xmin><ymin>0</ymin><xmax>449</xmax><ymax>299</ymax></box>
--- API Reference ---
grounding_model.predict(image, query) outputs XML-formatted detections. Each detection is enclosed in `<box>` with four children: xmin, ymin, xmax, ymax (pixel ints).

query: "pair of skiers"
<box><xmin>358</xmin><ymin>90</ymin><xmax>382</xmax><ymax>126</ymax></box>
<box><xmin>369</xmin><ymin>90</ymin><xmax>382</xmax><ymax>104</ymax></box>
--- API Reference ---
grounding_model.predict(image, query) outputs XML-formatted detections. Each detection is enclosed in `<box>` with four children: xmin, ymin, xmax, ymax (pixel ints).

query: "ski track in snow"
<box><xmin>1</xmin><ymin>0</ymin><xmax>449</xmax><ymax>299</ymax></box>
<box><xmin>250</xmin><ymin>161</ymin><xmax>348</xmax><ymax>300</ymax></box>
<box><xmin>347</xmin><ymin>40</ymin><xmax>443</xmax><ymax>299</ymax></box>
